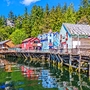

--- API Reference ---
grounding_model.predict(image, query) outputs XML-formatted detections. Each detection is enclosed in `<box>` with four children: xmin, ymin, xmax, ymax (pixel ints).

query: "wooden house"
<box><xmin>60</xmin><ymin>23</ymin><xmax>90</xmax><ymax>53</ymax></box>
<box><xmin>13</xmin><ymin>44</ymin><xmax>22</xmax><ymax>51</ymax></box>
<box><xmin>22</xmin><ymin>37</ymin><xmax>41</xmax><ymax>50</ymax></box>
<box><xmin>38</xmin><ymin>33</ymin><xmax>49</xmax><ymax>50</ymax></box>
<box><xmin>0</xmin><ymin>40</ymin><xmax>15</xmax><ymax>51</ymax></box>
<box><xmin>5</xmin><ymin>40</ymin><xmax>15</xmax><ymax>48</ymax></box>
<box><xmin>53</xmin><ymin>32</ymin><xmax>60</xmax><ymax>49</ymax></box>
<box><xmin>38</xmin><ymin>30</ymin><xmax>59</xmax><ymax>50</ymax></box>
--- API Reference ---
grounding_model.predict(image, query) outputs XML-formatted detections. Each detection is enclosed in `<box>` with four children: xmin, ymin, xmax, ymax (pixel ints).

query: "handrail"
<box><xmin>0</xmin><ymin>48</ymin><xmax>90</xmax><ymax>56</ymax></box>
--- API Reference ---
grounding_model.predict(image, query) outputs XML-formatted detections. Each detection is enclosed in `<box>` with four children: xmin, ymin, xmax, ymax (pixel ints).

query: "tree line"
<box><xmin>0</xmin><ymin>0</ymin><xmax>90</xmax><ymax>44</ymax></box>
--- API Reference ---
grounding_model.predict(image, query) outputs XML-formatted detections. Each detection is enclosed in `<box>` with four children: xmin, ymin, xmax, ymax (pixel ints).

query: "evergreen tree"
<box><xmin>76</xmin><ymin>0</ymin><xmax>90</xmax><ymax>23</ymax></box>
<box><xmin>64</xmin><ymin>4</ymin><xmax>76</xmax><ymax>23</ymax></box>
<box><xmin>8</xmin><ymin>11</ymin><xmax>15</xmax><ymax>20</ymax></box>
<box><xmin>30</xmin><ymin>5</ymin><xmax>43</xmax><ymax>36</ymax></box>
<box><xmin>22</xmin><ymin>7</ymin><xmax>31</xmax><ymax>37</ymax></box>
<box><xmin>42</xmin><ymin>4</ymin><xmax>50</xmax><ymax>33</ymax></box>
<box><xmin>0</xmin><ymin>2</ymin><xmax>90</xmax><ymax>44</ymax></box>
<box><xmin>15</xmin><ymin>15</ymin><xmax>22</xmax><ymax>29</ymax></box>
<box><xmin>81</xmin><ymin>0</ymin><xmax>90</xmax><ymax>8</ymax></box>
<box><xmin>0</xmin><ymin>16</ymin><xmax>6</xmax><ymax>27</ymax></box>
<box><xmin>49</xmin><ymin>4</ymin><xmax>63</xmax><ymax>32</ymax></box>
<box><xmin>62</xmin><ymin>3</ymin><xmax>67</xmax><ymax>13</ymax></box>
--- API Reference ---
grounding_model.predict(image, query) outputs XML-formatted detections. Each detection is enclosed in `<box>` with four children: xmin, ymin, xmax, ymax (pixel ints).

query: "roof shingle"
<box><xmin>63</xmin><ymin>23</ymin><xmax>90</xmax><ymax>36</ymax></box>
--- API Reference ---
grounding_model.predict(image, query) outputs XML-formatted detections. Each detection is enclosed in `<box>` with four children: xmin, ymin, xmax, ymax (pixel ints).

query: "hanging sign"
<box><xmin>71</xmin><ymin>34</ymin><xmax>88</xmax><ymax>38</ymax></box>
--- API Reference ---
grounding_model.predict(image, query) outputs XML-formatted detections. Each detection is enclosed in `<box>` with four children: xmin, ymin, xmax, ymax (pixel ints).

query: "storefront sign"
<box><xmin>71</xmin><ymin>34</ymin><xmax>88</xmax><ymax>38</ymax></box>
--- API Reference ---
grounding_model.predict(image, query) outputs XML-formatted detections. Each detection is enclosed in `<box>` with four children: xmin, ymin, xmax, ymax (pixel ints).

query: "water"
<box><xmin>0</xmin><ymin>59</ymin><xmax>90</xmax><ymax>90</ymax></box>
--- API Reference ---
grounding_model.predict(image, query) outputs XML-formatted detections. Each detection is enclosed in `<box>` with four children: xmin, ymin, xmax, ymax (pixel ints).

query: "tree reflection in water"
<box><xmin>0</xmin><ymin>58</ymin><xmax>90</xmax><ymax>90</ymax></box>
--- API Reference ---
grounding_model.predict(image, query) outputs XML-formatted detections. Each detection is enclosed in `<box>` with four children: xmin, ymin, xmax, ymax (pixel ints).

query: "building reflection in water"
<box><xmin>38</xmin><ymin>69</ymin><xmax>58</xmax><ymax>88</ymax></box>
<box><xmin>1</xmin><ymin>58</ymin><xmax>90</xmax><ymax>90</ymax></box>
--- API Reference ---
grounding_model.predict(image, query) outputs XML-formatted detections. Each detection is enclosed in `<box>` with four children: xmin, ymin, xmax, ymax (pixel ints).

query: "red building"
<box><xmin>22</xmin><ymin>37</ymin><xmax>41</xmax><ymax>50</ymax></box>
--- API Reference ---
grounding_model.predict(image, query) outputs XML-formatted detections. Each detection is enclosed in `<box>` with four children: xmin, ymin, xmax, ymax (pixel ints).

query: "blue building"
<box><xmin>38</xmin><ymin>30</ymin><xmax>60</xmax><ymax>51</ymax></box>
<box><xmin>60</xmin><ymin>23</ymin><xmax>90</xmax><ymax>53</ymax></box>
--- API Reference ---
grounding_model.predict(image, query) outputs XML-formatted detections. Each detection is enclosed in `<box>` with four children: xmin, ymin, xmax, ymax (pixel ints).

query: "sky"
<box><xmin>0</xmin><ymin>0</ymin><xmax>81</xmax><ymax>17</ymax></box>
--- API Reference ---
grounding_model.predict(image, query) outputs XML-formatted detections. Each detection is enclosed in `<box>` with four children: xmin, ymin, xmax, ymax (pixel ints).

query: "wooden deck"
<box><xmin>0</xmin><ymin>49</ymin><xmax>90</xmax><ymax>76</ymax></box>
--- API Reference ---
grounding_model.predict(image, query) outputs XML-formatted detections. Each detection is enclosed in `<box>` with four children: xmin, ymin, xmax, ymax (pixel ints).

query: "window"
<box><xmin>49</xmin><ymin>39</ymin><xmax>51</xmax><ymax>43</ymax></box>
<box><xmin>24</xmin><ymin>43</ymin><xmax>26</xmax><ymax>48</ymax></box>
<box><xmin>60</xmin><ymin>34</ymin><xmax>62</xmax><ymax>40</ymax></box>
<box><xmin>50</xmin><ymin>33</ymin><xmax>52</xmax><ymax>37</ymax></box>
<box><xmin>34</xmin><ymin>41</ymin><xmax>39</xmax><ymax>43</ymax></box>
<box><xmin>40</xmin><ymin>36</ymin><xmax>42</xmax><ymax>40</ymax></box>
<box><xmin>46</xmin><ymin>34</ymin><xmax>48</xmax><ymax>39</ymax></box>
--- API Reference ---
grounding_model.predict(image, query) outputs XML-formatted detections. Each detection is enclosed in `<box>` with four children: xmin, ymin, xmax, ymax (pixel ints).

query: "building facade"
<box><xmin>22</xmin><ymin>38</ymin><xmax>41</xmax><ymax>50</ymax></box>
<box><xmin>60</xmin><ymin>23</ymin><xmax>90</xmax><ymax>53</ymax></box>
<box><xmin>38</xmin><ymin>30</ymin><xmax>60</xmax><ymax>51</ymax></box>
<box><xmin>0</xmin><ymin>40</ymin><xmax>15</xmax><ymax>50</ymax></box>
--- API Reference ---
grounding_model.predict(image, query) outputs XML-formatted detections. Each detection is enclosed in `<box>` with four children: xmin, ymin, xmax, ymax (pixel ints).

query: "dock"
<box><xmin>0</xmin><ymin>49</ymin><xmax>90</xmax><ymax>76</ymax></box>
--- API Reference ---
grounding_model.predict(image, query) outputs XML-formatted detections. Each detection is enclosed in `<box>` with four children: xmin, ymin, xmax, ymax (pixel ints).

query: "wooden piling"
<box><xmin>88</xmin><ymin>61</ymin><xmax>90</xmax><ymax>77</ymax></box>
<box><xmin>48</xmin><ymin>54</ymin><xmax>51</xmax><ymax>67</ymax></box>
<box><xmin>58</xmin><ymin>54</ymin><xmax>63</xmax><ymax>68</ymax></box>
<box><xmin>69</xmin><ymin>54</ymin><xmax>73</xmax><ymax>72</ymax></box>
<box><xmin>89</xmin><ymin>76</ymin><xmax>90</xmax><ymax>81</ymax></box>
<box><xmin>78</xmin><ymin>54</ymin><xmax>81</xmax><ymax>73</ymax></box>
<box><xmin>1</xmin><ymin>50</ymin><xmax>90</xmax><ymax>75</ymax></box>
<box><xmin>69</xmin><ymin>54</ymin><xmax>72</xmax><ymax>66</ymax></box>
<box><xmin>49</xmin><ymin>54</ymin><xmax>53</xmax><ymax>68</ymax></box>
<box><xmin>58</xmin><ymin>62</ymin><xmax>61</xmax><ymax>69</ymax></box>
<box><xmin>23</xmin><ymin>53</ymin><xmax>27</xmax><ymax>62</ymax></box>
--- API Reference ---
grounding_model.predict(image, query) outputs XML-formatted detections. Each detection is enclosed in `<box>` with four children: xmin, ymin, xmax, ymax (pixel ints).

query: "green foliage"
<box><xmin>0</xmin><ymin>27</ymin><xmax>9</xmax><ymax>41</ymax></box>
<box><xmin>30</xmin><ymin>5</ymin><xmax>44</xmax><ymax>35</ymax></box>
<box><xmin>15</xmin><ymin>16</ymin><xmax>22</xmax><ymax>29</ymax></box>
<box><xmin>8</xmin><ymin>11</ymin><xmax>15</xmax><ymax>20</ymax></box>
<box><xmin>64</xmin><ymin>4</ymin><xmax>76</xmax><ymax>23</ymax></box>
<box><xmin>9</xmin><ymin>29</ymin><xmax>27</xmax><ymax>44</ymax></box>
<box><xmin>0</xmin><ymin>2</ymin><xmax>90</xmax><ymax>44</ymax></box>
<box><xmin>81</xmin><ymin>0</ymin><xmax>90</xmax><ymax>8</ymax></box>
<box><xmin>49</xmin><ymin>5</ymin><xmax>63</xmax><ymax>32</ymax></box>
<box><xmin>62</xmin><ymin>3</ymin><xmax>67</xmax><ymax>13</ymax></box>
<box><xmin>0</xmin><ymin>16</ymin><xmax>5</xmax><ymax>27</ymax></box>
<box><xmin>42</xmin><ymin>4</ymin><xmax>51</xmax><ymax>33</ymax></box>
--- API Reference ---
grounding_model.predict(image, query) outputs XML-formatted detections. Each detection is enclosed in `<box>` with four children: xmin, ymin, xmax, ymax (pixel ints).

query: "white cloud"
<box><xmin>21</xmin><ymin>0</ymin><xmax>40</xmax><ymax>6</ymax></box>
<box><xmin>5</xmin><ymin>0</ymin><xmax>10</xmax><ymax>6</ymax></box>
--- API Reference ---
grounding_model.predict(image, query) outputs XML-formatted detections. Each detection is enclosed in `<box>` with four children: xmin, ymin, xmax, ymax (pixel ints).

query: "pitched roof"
<box><xmin>22</xmin><ymin>37</ymin><xmax>40</xmax><ymax>43</ymax></box>
<box><xmin>5</xmin><ymin>41</ymin><xmax>15</xmax><ymax>48</ymax></box>
<box><xmin>22</xmin><ymin>38</ymin><xmax>32</xmax><ymax>42</ymax></box>
<box><xmin>0</xmin><ymin>40</ymin><xmax>9</xmax><ymax>45</ymax></box>
<box><xmin>30</xmin><ymin>38</ymin><xmax>39</xmax><ymax>42</ymax></box>
<box><xmin>63</xmin><ymin>23</ymin><xmax>90</xmax><ymax>36</ymax></box>
<box><xmin>53</xmin><ymin>32</ymin><xmax>59</xmax><ymax>36</ymax></box>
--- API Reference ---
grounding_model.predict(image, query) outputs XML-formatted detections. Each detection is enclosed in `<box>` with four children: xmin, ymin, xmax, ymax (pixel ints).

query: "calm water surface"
<box><xmin>0</xmin><ymin>58</ymin><xmax>90</xmax><ymax>90</ymax></box>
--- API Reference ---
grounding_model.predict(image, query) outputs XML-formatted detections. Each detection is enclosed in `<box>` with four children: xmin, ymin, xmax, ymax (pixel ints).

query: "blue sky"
<box><xmin>0</xmin><ymin>0</ymin><xmax>81</xmax><ymax>17</ymax></box>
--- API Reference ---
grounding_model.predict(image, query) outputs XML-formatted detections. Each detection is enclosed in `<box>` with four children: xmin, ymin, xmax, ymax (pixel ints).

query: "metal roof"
<box><xmin>22</xmin><ymin>38</ymin><xmax>32</xmax><ymax>42</ymax></box>
<box><xmin>63</xmin><ymin>23</ymin><xmax>90</xmax><ymax>36</ymax></box>
<box><xmin>22</xmin><ymin>37</ymin><xmax>40</xmax><ymax>43</ymax></box>
<box><xmin>0</xmin><ymin>40</ymin><xmax>9</xmax><ymax>45</ymax></box>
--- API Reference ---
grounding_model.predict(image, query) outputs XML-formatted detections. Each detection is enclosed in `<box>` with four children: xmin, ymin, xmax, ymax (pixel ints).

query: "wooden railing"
<box><xmin>0</xmin><ymin>48</ymin><xmax>90</xmax><ymax>56</ymax></box>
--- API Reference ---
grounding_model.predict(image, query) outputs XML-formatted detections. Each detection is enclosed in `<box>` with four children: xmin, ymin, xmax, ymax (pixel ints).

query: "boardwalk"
<box><xmin>0</xmin><ymin>49</ymin><xmax>90</xmax><ymax>76</ymax></box>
